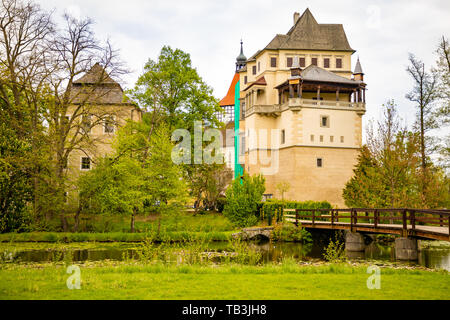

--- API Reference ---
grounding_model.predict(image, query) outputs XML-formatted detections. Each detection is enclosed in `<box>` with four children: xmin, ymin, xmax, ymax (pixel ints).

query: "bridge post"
<box><xmin>345</xmin><ymin>231</ymin><xmax>365</xmax><ymax>252</ymax></box>
<box><xmin>395</xmin><ymin>237</ymin><xmax>418</xmax><ymax>260</ymax></box>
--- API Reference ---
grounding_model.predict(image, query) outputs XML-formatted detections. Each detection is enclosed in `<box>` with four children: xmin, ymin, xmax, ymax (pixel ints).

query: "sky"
<box><xmin>36</xmin><ymin>0</ymin><xmax>450</xmax><ymax>134</ymax></box>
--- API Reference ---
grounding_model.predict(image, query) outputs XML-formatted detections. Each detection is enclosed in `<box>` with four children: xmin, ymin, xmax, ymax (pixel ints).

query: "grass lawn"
<box><xmin>0</xmin><ymin>262</ymin><xmax>449</xmax><ymax>300</ymax></box>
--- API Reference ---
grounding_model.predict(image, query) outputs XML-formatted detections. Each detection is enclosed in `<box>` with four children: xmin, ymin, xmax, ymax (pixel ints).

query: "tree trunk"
<box><xmin>60</xmin><ymin>213</ymin><xmax>68</xmax><ymax>232</ymax></box>
<box><xmin>130</xmin><ymin>210</ymin><xmax>136</xmax><ymax>233</ymax></box>
<box><xmin>73</xmin><ymin>205</ymin><xmax>81</xmax><ymax>232</ymax></box>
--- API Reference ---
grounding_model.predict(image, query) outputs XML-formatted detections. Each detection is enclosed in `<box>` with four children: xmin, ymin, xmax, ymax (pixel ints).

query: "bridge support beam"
<box><xmin>395</xmin><ymin>237</ymin><xmax>418</xmax><ymax>260</ymax></box>
<box><xmin>345</xmin><ymin>231</ymin><xmax>365</xmax><ymax>252</ymax></box>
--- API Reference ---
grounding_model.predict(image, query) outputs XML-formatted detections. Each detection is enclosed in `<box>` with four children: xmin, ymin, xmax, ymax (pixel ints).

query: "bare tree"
<box><xmin>406</xmin><ymin>53</ymin><xmax>439</xmax><ymax>192</ymax></box>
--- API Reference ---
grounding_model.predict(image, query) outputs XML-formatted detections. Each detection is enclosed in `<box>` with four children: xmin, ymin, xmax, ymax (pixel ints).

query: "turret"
<box><xmin>353</xmin><ymin>57</ymin><xmax>364</xmax><ymax>81</ymax></box>
<box><xmin>236</xmin><ymin>40</ymin><xmax>247</xmax><ymax>71</ymax></box>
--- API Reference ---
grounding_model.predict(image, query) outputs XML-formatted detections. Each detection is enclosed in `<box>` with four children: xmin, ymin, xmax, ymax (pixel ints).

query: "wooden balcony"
<box><xmin>287</xmin><ymin>98</ymin><xmax>366</xmax><ymax>115</ymax></box>
<box><xmin>245</xmin><ymin>98</ymin><xmax>366</xmax><ymax>118</ymax></box>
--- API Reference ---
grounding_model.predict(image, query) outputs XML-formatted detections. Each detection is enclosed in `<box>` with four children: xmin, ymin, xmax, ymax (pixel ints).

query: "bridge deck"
<box><xmin>285</xmin><ymin>218</ymin><xmax>450</xmax><ymax>241</ymax></box>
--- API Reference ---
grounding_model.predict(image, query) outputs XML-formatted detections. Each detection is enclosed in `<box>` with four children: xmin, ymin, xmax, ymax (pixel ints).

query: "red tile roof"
<box><xmin>219</xmin><ymin>73</ymin><xmax>240</xmax><ymax>106</ymax></box>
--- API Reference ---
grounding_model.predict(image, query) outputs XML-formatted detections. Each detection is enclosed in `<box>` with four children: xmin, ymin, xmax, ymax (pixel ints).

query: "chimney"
<box><xmin>293</xmin><ymin>12</ymin><xmax>300</xmax><ymax>25</ymax></box>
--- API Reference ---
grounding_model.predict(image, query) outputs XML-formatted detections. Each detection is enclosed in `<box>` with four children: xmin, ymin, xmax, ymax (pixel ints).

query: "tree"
<box><xmin>406</xmin><ymin>53</ymin><xmax>439</xmax><ymax>194</ymax></box>
<box><xmin>275</xmin><ymin>181</ymin><xmax>291</xmax><ymax>202</ymax></box>
<box><xmin>343</xmin><ymin>101</ymin><xmax>449</xmax><ymax>209</ymax></box>
<box><xmin>0</xmin><ymin>0</ymin><xmax>54</xmax><ymax>226</ymax></box>
<box><xmin>434</xmin><ymin>36</ymin><xmax>450</xmax><ymax>171</ymax></box>
<box><xmin>187</xmin><ymin>163</ymin><xmax>233</xmax><ymax>213</ymax></box>
<box><xmin>223</xmin><ymin>173</ymin><xmax>265</xmax><ymax>227</ymax></box>
<box><xmin>128</xmin><ymin>46</ymin><xmax>222</xmax><ymax>134</ymax></box>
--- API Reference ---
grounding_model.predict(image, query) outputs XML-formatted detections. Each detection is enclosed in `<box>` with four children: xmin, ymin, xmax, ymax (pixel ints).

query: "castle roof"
<box><xmin>219</xmin><ymin>73</ymin><xmax>240</xmax><ymax>106</ymax></box>
<box><xmin>70</xmin><ymin>63</ymin><xmax>135</xmax><ymax>105</ymax></box>
<box><xmin>301</xmin><ymin>65</ymin><xmax>359</xmax><ymax>85</ymax></box>
<box><xmin>256</xmin><ymin>8</ymin><xmax>354</xmax><ymax>57</ymax></box>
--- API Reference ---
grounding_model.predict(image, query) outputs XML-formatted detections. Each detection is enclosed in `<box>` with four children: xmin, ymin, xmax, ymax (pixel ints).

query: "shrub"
<box><xmin>323</xmin><ymin>238</ymin><xmax>347</xmax><ymax>262</ymax></box>
<box><xmin>272</xmin><ymin>224</ymin><xmax>312</xmax><ymax>243</ymax></box>
<box><xmin>223</xmin><ymin>174</ymin><xmax>265</xmax><ymax>227</ymax></box>
<box><xmin>259</xmin><ymin>199</ymin><xmax>332</xmax><ymax>224</ymax></box>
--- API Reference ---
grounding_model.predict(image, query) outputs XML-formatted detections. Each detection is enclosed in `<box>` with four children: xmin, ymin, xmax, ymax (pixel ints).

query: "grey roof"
<box><xmin>301</xmin><ymin>65</ymin><xmax>360</xmax><ymax>85</ymax></box>
<box><xmin>73</xmin><ymin>63</ymin><xmax>117</xmax><ymax>84</ymax></box>
<box><xmin>354</xmin><ymin>57</ymin><xmax>363</xmax><ymax>74</ymax></box>
<box><xmin>70</xmin><ymin>63</ymin><xmax>133</xmax><ymax>105</ymax></box>
<box><xmin>264</xmin><ymin>8</ymin><xmax>354</xmax><ymax>52</ymax></box>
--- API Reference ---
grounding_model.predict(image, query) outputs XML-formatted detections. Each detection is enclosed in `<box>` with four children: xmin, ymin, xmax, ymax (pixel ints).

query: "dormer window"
<box><xmin>311</xmin><ymin>57</ymin><xmax>318</xmax><ymax>66</ymax></box>
<box><xmin>324</xmin><ymin>58</ymin><xmax>330</xmax><ymax>68</ymax></box>
<box><xmin>336</xmin><ymin>58</ymin><xmax>342</xmax><ymax>68</ymax></box>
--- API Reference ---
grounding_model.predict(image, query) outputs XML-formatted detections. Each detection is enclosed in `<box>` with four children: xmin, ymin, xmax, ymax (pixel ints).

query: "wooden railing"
<box><xmin>283</xmin><ymin>208</ymin><xmax>450</xmax><ymax>240</ymax></box>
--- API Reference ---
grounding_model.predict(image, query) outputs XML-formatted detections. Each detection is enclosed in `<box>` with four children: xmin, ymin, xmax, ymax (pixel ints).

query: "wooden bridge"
<box><xmin>284</xmin><ymin>208</ymin><xmax>450</xmax><ymax>241</ymax></box>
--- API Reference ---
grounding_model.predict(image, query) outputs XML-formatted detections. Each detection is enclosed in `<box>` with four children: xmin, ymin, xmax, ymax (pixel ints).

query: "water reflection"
<box><xmin>7</xmin><ymin>241</ymin><xmax>450</xmax><ymax>271</ymax></box>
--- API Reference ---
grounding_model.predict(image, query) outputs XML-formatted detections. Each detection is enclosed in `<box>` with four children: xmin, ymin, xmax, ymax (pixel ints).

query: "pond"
<box><xmin>2</xmin><ymin>240</ymin><xmax>450</xmax><ymax>271</ymax></box>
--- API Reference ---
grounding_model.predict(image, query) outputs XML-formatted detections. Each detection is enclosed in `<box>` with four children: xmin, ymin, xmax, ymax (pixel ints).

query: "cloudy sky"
<box><xmin>36</xmin><ymin>0</ymin><xmax>450</xmax><ymax>132</ymax></box>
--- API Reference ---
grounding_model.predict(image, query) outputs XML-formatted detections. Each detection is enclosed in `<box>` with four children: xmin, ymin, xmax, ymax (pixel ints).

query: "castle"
<box><xmin>66</xmin><ymin>9</ymin><xmax>365</xmax><ymax>208</ymax></box>
<box><xmin>220</xmin><ymin>9</ymin><xmax>366</xmax><ymax>206</ymax></box>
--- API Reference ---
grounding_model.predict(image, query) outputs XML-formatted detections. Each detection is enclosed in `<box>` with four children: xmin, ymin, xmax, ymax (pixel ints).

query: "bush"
<box><xmin>223</xmin><ymin>174</ymin><xmax>265</xmax><ymax>227</ymax></box>
<box><xmin>259</xmin><ymin>200</ymin><xmax>332</xmax><ymax>224</ymax></box>
<box><xmin>272</xmin><ymin>224</ymin><xmax>312</xmax><ymax>243</ymax></box>
<box><xmin>216</xmin><ymin>197</ymin><xmax>226</xmax><ymax>213</ymax></box>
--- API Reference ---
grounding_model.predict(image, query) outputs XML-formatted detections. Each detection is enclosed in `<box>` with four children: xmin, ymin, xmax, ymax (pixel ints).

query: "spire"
<box><xmin>354</xmin><ymin>57</ymin><xmax>363</xmax><ymax>74</ymax></box>
<box><xmin>236</xmin><ymin>39</ymin><xmax>247</xmax><ymax>71</ymax></box>
<box><xmin>353</xmin><ymin>57</ymin><xmax>364</xmax><ymax>81</ymax></box>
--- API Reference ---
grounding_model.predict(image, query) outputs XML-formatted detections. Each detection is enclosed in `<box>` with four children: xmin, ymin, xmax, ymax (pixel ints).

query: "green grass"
<box><xmin>26</xmin><ymin>211</ymin><xmax>236</xmax><ymax>233</ymax></box>
<box><xmin>0</xmin><ymin>231</ymin><xmax>234</xmax><ymax>243</ymax></box>
<box><xmin>0</xmin><ymin>262</ymin><xmax>448</xmax><ymax>299</ymax></box>
<box><xmin>0</xmin><ymin>211</ymin><xmax>237</xmax><ymax>243</ymax></box>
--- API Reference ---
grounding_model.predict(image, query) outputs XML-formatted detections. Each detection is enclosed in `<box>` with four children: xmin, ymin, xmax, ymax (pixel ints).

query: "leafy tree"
<box><xmin>186</xmin><ymin>163</ymin><xmax>233</xmax><ymax>213</ymax></box>
<box><xmin>343</xmin><ymin>101</ymin><xmax>449</xmax><ymax>209</ymax></box>
<box><xmin>223</xmin><ymin>173</ymin><xmax>265</xmax><ymax>227</ymax></box>
<box><xmin>128</xmin><ymin>46</ymin><xmax>222</xmax><ymax>133</ymax></box>
<box><xmin>275</xmin><ymin>181</ymin><xmax>291</xmax><ymax>202</ymax></box>
<box><xmin>0</xmin><ymin>123</ymin><xmax>33</xmax><ymax>232</ymax></box>
<box><xmin>79</xmin><ymin>118</ymin><xmax>188</xmax><ymax>232</ymax></box>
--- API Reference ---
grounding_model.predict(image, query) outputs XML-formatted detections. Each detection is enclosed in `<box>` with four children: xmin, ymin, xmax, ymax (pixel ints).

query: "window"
<box><xmin>299</xmin><ymin>57</ymin><xmax>305</xmax><ymax>67</ymax></box>
<box><xmin>330</xmin><ymin>136</ymin><xmax>334</xmax><ymax>143</ymax></box>
<box><xmin>340</xmin><ymin>136</ymin><xmax>344</xmax><ymax>143</ymax></box>
<box><xmin>310</xmin><ymin>134</ymin><xmax>314</xmax><ymax>142</ymax></box>
<box><xmin>81</xmin><ymin>157</ymin><xmax>91</xmax><ymax>170</ymax></box>
<box><xmin>336</xmin><ymin>58</ymin><xmax>342</xmax><ymax>68</ymax></box>
<box><xmin>320</xmin><ymin>116</ymin><xmax>329</xmax><ymax>128</ymax></box>
<box><xmin>81</xmin><ymin>114</ymin><xmax>92</xmax><ymax>133</ymax></box>
<box><xmin>320</xmin><ymin>135</ymin><xmax>323</xmax><ymax>142</ymax></box>
<box><xmin>244</xmin><ymin>76</ymin><xmax>247</xmax><ymax>84</ymax></box>
<box><xmin>258</xmin><ymin>61</ymin><xmax>260</xmax><ymax>72</ymax></box>
<box><xmin>262</xmin><ymin>194</ymin><xmax>273</xmax><ymax>201</ymax></box>
<box><xmin>311</xmin><ymin>57</ymin><xmax>318</xmax><ymax>66</ymax></box>
<box><xmin>287</xmin><ymin>57</ymin><xmax>293</xmax><ymax>68</ymax></box>
<box><xmin>317</xmin><ymin>158</ymin><xmax>323</xmax><ymax>167</ymax></box>
<box><xmin>240</xmin><ymin>136</ymin><xmax>246</xmax><ymax>155</ymax></box>
<box><xmin>104</xmin><ymin>115</ymin><xmax>115</xmax><ymax>133</ymax></box>
<box><xmin>324</xmin><ymin>58</ymin><xmax>330</xmax><ymax>68</ymax></box>
<box><xmin>252</xmin><ymin>65</ymin><xmax>256</xmax><ymax>75</ymax></box>
<box><xmin>270</xmin><ymin>57</ymin><xmax>277</xmax><ymax>68</ymax></box>
<box><xmin>281</xmin><ymin>129</ymin><xmax>285</xmax><ymax>144</ymax></box>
